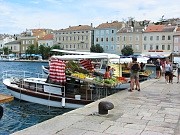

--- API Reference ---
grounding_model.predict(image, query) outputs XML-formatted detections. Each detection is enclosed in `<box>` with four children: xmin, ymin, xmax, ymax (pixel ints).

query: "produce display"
<box><xmin>65</xmin><ymin>60</ymin><xmax>128</xmax><ymax>87</ymax></box>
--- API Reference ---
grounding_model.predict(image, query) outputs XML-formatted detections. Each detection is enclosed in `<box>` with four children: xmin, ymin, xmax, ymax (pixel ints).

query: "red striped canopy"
<box><xmin>49</xmin><ymin>58</ymin><xmax>66</xmax><ymax>84</ymax></box>
<box><xmin>80</xmin><ymin>59</ymin><xmax>94</xmax><ymax>71</ymax></box>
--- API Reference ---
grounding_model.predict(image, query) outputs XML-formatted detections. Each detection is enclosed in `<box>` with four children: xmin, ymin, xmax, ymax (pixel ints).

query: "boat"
<box><xmin>0</xmin><ymin>54</ymin><xmax>17</xmax><ymax>61</ymax></box>
<box><xmin>3</xmin><ymin>53</ymin><xmax>128</xmax><ymax>109</ymax></box>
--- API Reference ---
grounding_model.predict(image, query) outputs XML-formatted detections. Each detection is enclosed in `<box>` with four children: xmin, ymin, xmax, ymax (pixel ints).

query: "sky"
<box><xmin>0</xmin><ymin>0</ymin><xmax>180</xmax><ymax>34</ymax></box>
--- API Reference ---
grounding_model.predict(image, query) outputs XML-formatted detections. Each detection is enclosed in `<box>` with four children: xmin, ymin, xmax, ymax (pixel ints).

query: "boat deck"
<box><xmin>0</xmin><ymin>94</ymin><xmax>14</xmax><ymax>104</ymax></box>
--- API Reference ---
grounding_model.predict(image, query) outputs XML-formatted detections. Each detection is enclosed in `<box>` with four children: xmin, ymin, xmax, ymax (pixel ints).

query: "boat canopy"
<box><xmin>51</xmin><ymin>49</ymin><xmax>120</xmax><ymax>59</ymax></box>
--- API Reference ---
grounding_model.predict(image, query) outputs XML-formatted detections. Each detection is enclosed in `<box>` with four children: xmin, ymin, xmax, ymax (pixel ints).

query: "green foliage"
<box><xmin>121</xmin><ymin>46</ymin><xmax>134</xmax><ymax>56</ymax></box>
<box><xmin>90</xmin><ymin>44</ymin><xmax>104</xmax><ymax>53</ymax></box>
<box><xmin>3</xmin><ymin>47</ymin><xmax>11</xmax><ymax>55</ymax></box>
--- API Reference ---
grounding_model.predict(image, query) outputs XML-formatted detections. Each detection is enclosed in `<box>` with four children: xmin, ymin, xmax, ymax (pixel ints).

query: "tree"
<box><xmin>3</xmin><ymin>47</ymin><xmax>10</xmax><ymax>55</ymax></box>
<box><xmin>26</xmin><ymin>45</ymin><xmax>36</xmax><ymax>59</ymax></box>
<box><xmin>38</xmin><ymin>45</ymin><xmax>45</xmax><ymax>59</ymax></box>
<box><xmin>90</xmin><ymin>44</ymin><xmax>104</xmax><ymax>53</ymax></box>
<box><xmin>121</xmin><ymin>46</ymin><xmax>134</xmax><ymax>56</ymax></box>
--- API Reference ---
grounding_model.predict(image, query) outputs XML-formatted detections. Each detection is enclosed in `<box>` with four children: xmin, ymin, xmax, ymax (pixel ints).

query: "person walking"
<box><xmin>164</xmin><ymin>58</ymin><xmax>173</xmax><ymax>84</ymax></box>
<box><xmin>128</xmin><ymin>57</ymin><xmax>141</xmax><ymax>92</ymax></box>
<box><xmin>155</xmin><ymin>59</ymin><xmax>161</xmax><ymax>79</ymax></box>
<box><xmin>177</xmin><ymin>62</ymin><xmax>180</xmax><ymax>83</ymax></box>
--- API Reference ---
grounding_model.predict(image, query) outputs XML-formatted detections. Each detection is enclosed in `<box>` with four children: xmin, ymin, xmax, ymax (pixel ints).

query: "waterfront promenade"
<box><xmin>12</xmin><ymin>74</ymin><xmax>180</xmax><ymax>135</ymax></box>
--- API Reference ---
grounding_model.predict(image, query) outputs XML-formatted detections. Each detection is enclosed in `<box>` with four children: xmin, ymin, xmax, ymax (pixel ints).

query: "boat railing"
<box><xmin>2</xmin><ymin>70</ymin><xmax>48</xmax><ymax>80</ymax></box>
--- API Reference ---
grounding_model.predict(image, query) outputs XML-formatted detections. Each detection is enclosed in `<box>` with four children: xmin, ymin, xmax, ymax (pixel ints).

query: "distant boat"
<box><xmin>0</xmin><ymin>54</ymin><xmax>17</xmax><ymax>61</ymax></box>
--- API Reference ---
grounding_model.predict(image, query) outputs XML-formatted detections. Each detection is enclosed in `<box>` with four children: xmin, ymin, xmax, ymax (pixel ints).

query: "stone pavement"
<box><xmin>12</xmin><ymin>75</ymin><xmax>180</xmax><ymax>135</ymax></box>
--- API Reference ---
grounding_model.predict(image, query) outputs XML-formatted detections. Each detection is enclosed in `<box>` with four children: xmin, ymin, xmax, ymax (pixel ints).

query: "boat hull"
<box><xmin>3</xmin><ymin>78</ymin><xmax>92</xmax><ymax>109</ymax></box>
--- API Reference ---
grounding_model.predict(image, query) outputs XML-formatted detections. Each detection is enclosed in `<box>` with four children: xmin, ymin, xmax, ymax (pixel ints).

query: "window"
<box><xmin>106</xmin><ymin>46</ymin><xmax>108</xmax><ymax>50</ymax></box>
<box><xmin>174</xmin><ymin>37</ymin><xmax>179</xmax><ymax>43</ymax></box>
<box><xmin>123</xmin><ymin>36</ymin><xmax>126</xmax><ymax>41</ymax></box>
<box><xmin>70</xmin><ymin>37</ymin><xmax>71</xmax><ymax>41</ymax></box>
<box><xmin>150</xmin><ymin>36</ymin><xmax>153</xmax><ymax>41</ymax></box>
<box><xmin>117</xmin><ymin>36</ymin><xmax>120</xmax><ymax>41</ymax></box>
<box><xmin>86</xmin><ymin>44</ymin><xmax>88</xmax><ymax>49</ymax></box>
<box><xmin>167</xmin><ymin>45</ymin><xmax>170</xmax><ymax>50</ymax></box>
<box><xmin>96</xmin><ymin>38</ymin><xmax>98</xmax><ymax>42</ymax></box>
<box><xmin>66</xmin><ymin>45</ymin><xmax>68</xmax><ymax>48</ymax></box>
<box><xmin>156</xmin><ymin>45</ymin><xmax>159</xmax><ymax>50</ymax></box>
<box><xmin>86</xmin><ymin>36</ymin><xmax>88</xmax><ymax>40</ymax></box>
<box><xmin>32</xmin><ymin>40</ymin><xmax>34</xmax><ymax>44</ymax></box>
<box><xmin>63</xmin><ymin>37</ymin><xmax>65</xmax><ymax>41</ymax></box>
<box><xmin>112</xmin><ymin>30</ymin><xmax>114</xmax><ymax>33</ymax></box>
<box><xmin>101</xmin><ymin>38</ymin><xmax>103</xmax><ymax>42</ymax></box>
<box><xmin>59</xmin><ymin>37</ymin><xmax>61</xmax><ymax>41</ymax></box>
<box><xmin>144</xmin><ymin>36</ymin><xmax>147</xmax><ymax>41</ymax></box>
<box><xmin>14</xmin><ymin>46</ymin><xmax>17</xmax><ymax>50</ymax></box>
<box><xmin>168</xmin><ymin>36</ymin><xmax>171</xmax><ymax>40</ymax></box>
<box><xmin>111</xmin><ymin>37</ymin><xmax>113</xmax><ymax>41</ymax></box>
<box><xmin>129</xmin><ymin>36</ymin><xmax>132</xmax><ymax>41</ymax></box>
<box><xmin>150</xmin><ymin>44</ymin><xmax>153</xmax><ymax>50</ymax></box>
<box><xmin>129</xmin><ymin>44</ymin><xmax>132</xmax><ymax>48</ymax></box>
<box><xmin>106</xmin><ymin>37</ymin><xmax>108</xmax><ymax>42</ymax></box>
<box><xmin>111</xmin><ymin>45</ymin><xmax>114</xmax><ymax>50</ymax></box>
<box><xmin>70</xmin><ymin>45</ymin><xmax>72</xmax><ymax>48</ymax></box>
<box><xmin>23</xmin><ymin>40</ymin><xmax>25</xmax><ymax>44</ymax></box>
<box><xmin>162</xmin><ymin>45</ymin><xmax>165</xmax><ymax>50</ymax></box>
<box><xmin>135</xmin><ymin>44</ymin><xmax>139</xmax><ymax>50</ymax></box>
<box><xmin>162</xmin><ymin>35</ymin><xmax>165</xmax><ymax>40</ymax></box>
<box><xmin>106</xmin><ymin>30</ymin><xmax>109</xmax><ymax>34</ymax></box>
<box><xmin>66</xmin><ymin>36</ymin><xmax>68</xmax><ymax>41</ymax></box>
<box><xmin>82</xmin><ymin>36</ymin><xmax>84</xmax><ymax>41</ymax></box>
<box><xmin>156</xmin><ymin>36</ymin><xmax>159</xmax><ymax>40</ymax></box>
<box><xmin>136</xmin><ymin>36</ymin><xmax>139</xmax><ymax>41</ymax></box>
<box><xmin>122</xmin><ymin>45</ymin><xmax>126</xmax><ymax>48</ymax></box>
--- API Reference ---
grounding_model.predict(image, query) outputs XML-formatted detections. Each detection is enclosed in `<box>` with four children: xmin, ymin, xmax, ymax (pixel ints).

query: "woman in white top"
<box><xmin>164</xmin><ymin>58</ymin><xmax>173</xmax><ymax>84</ymax></box>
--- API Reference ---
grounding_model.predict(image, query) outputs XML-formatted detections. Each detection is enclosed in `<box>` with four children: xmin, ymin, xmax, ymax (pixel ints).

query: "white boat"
<box><xmin>2</xmin><ymin>70</ymin><xmax>105</xmax><ymax>109</ymax></box>
<box><xmin>0</xmin><ymin>54</ymin><xmax>17</xmax><ymax>61</ymax></box>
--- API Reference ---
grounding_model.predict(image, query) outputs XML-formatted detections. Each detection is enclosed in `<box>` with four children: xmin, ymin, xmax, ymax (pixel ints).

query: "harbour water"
<box><xmin>0</xmin><ymin>61</ymin><xmax>73</xmax><ymax>135</ymax></box>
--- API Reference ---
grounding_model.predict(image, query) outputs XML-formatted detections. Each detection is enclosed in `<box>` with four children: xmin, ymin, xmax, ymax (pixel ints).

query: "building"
<box><xmin>94</xmin><ymin>21</ymin><xmax>124</xmax><ymax>54</ymax></box>
<box><xmin>142</xmin><ymin>24</ymin><xmax>177</xmax><ymax>58</ymax></box>
<box><xmin>4</xmin><ymin>40</ymin><xmax>21</xmax><ymax>57</ymax></box>
<box><xmin>38</xmin><ymin>34</ymin><xmax>54</xmax><ymax>47</ymax></box>
<box><xmin>54</xmin><ymin>25</ymin><xmax>93</xmax><ymax>52</ymax></box>
<box><xmin>116</xmin><ymin>26</ymin><xmax>144</xmax><ymax>55</ymax></box>
<box><xmin>20</xmin><ymin>36</ymin><xmax>37</xmax><ymax>55</ymax></box>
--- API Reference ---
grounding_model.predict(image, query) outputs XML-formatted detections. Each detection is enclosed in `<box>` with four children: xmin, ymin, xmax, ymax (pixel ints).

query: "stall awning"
<box><xmin>142</xmin><ymin>52</ymin><xmax>171</xmax><ymax>58</ymax></box>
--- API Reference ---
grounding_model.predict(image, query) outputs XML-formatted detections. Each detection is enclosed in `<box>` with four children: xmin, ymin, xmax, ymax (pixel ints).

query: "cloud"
<box><xmin>0</xmin><ymin>0</ymin><xmax>180</xmax><ymax>34</ymax></box>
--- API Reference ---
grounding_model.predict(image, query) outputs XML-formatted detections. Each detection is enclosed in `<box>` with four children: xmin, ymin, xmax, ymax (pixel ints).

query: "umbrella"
<box><xmin>80</xmin><ymin>59</ymin><xmax>94</xmax><ymax>71</ymax></box>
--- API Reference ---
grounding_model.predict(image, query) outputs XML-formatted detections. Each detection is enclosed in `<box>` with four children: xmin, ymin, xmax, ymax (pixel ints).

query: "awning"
<box><xmin>141</xmin><ymin>52</ymin><xmax>171</xmax><ymax>58</ymax></box>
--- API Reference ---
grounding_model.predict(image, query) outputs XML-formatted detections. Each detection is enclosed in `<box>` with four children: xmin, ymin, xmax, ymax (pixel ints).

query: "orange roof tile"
<box><xmin>39</xmin><ymin>34</ymin><xmax>53</xmax><ymax>40</ymax></box>
<box><xmin>145</xmin><ymin>25</ymin><xmax>165</xmax><ymax>32</ymax></box>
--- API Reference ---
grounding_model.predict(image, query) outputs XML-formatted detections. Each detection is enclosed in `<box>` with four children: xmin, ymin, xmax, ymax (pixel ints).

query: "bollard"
<box><xmin>0</xmin><ymin>105</ymin><xmax>3</xmax><ymax>119</ymax></box>
<box><xmin>98</xmin><ymin>101</ymin><xmax>114</xmax><ymax>115</ymax></box>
